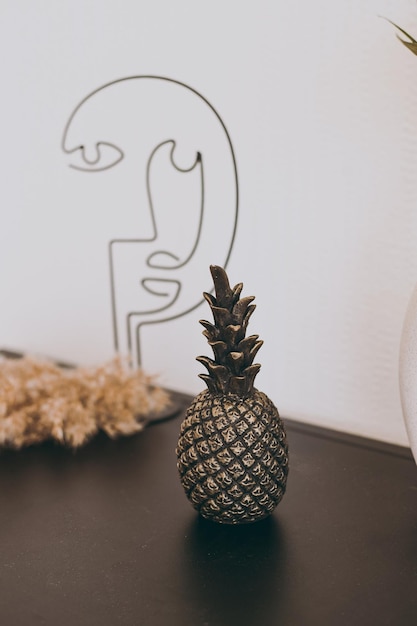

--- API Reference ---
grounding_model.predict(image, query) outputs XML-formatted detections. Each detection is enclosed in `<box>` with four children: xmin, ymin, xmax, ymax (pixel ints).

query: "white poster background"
<box><xmin>1</xmin><ymin>0</ymin><xmax>416</xmax><ymax>446</ymax></box>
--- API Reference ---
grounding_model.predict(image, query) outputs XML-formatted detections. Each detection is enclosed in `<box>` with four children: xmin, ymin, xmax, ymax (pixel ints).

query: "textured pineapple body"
<box><xmin>177</xmin><ymin>389</ymin><xmax>289</xmax><ymax>524</ymax></box>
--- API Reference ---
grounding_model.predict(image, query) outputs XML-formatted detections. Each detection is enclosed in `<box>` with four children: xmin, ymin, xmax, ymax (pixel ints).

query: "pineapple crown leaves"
<box><xmin>197</xmin><ymin>265</ymin><xmax>263</xmax><ymax>396</ymax></box>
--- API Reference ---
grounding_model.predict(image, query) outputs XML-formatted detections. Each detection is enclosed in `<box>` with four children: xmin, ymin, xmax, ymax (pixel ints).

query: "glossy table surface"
<box><xmin>0</xmin><ymin>390</ymin><xmax>416</xmax><ymax>626</ymax></box>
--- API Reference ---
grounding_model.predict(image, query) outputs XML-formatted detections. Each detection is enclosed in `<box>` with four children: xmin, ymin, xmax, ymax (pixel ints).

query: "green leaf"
<box><xmin>398</xmin><ymin>37</ymin><xmax>417</xmax><ymax>56</ymax></box>
<box><xmin>383</xmin><ymin>17</ymin><xmax>417</xmax><ymax>57</ymax></box>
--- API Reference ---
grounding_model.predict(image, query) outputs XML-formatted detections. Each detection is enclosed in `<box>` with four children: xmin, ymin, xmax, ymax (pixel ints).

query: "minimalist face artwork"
<box><xmin>62</xmin><ymin>76</ymin><xmax>238</xmax><ymax>367</ymax></box>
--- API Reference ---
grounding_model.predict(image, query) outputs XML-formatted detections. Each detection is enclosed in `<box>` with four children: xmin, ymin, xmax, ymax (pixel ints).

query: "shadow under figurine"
<box><xmin>176</xmin><ymin>265</ymin><xmax>288</xmax><ymax>524</ymax></box>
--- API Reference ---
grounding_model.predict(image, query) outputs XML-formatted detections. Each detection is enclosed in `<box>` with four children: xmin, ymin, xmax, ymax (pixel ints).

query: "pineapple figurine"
<box><xmin>176</xmin><ymin>265</ymin><xmax>288</xmax><ymax>524</ymax></box>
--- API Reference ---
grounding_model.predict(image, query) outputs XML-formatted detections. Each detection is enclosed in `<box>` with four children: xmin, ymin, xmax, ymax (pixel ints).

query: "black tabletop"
<box><xmin>0</xmin><ymin>391</ymin><xmax>416</xmax><ymax>626</ymax></box>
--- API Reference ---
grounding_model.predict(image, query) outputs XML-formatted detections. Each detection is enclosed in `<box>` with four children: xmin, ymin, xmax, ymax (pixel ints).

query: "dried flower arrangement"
<box><xmin>0</xmin><ymin>354</ymin><xmax>170</xmax><ymax>449</ymax></box>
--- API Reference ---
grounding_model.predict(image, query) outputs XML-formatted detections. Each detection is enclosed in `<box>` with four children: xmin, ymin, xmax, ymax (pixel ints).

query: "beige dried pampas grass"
<box><xmin>0</xmin><ymin>355</ymin><xmax>170</xmax><ymax>449</ymax></box>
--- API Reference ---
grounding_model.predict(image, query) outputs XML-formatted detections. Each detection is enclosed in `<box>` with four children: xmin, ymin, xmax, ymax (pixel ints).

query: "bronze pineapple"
<box><xmin>176</xmin><ymin>265</ymin><xmax>288</xmax><ymax>524</ymax></box>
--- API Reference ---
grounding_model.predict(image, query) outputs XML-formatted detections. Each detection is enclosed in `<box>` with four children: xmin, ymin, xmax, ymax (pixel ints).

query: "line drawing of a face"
<box><xmin>62</xmin><ymin>76</ymin><xmax>238</xmax><ymax>367</ymax></box>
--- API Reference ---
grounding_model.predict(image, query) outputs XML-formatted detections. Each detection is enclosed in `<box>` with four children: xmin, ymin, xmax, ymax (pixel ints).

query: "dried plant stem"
<box><xmin>0</xmin><ymin>355</ymin><xmax>170</xmax><ymax>449</ymax></box>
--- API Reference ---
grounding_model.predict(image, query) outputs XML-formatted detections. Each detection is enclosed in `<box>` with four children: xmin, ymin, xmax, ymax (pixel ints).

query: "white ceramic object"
<box><xmin>399</xmin><ymin>285</ymin><xmax>417</xmax><ymax>464</ymax></box>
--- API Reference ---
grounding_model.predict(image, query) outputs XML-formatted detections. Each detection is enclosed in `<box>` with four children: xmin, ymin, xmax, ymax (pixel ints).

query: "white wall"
<box><xmin>1</xmin><ymin>0</ymin><xmax>417</xmax><ymax>446</ymax></box>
